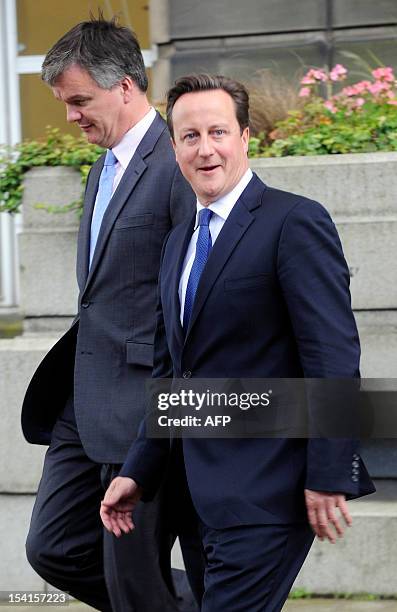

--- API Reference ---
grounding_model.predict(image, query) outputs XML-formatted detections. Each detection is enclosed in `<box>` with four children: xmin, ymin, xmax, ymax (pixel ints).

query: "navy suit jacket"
<box><xmin>121</xmin><ymin>173</ymin><xmax>375</xmax><ymax>528</ymax></box>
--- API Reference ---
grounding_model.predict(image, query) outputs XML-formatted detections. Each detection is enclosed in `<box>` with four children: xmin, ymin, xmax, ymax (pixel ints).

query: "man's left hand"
<box><xmin>304</xmin><ymin>489</ymin><xmax>352</xmax><ymax>543</ymax></box>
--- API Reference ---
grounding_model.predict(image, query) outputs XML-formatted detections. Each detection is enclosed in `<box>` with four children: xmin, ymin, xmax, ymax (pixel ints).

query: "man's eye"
<box><xmin>213</xmin><ymin>129</ymin><xmax>226</xmax><ymax>136</ymax></box>
<box><xmin>184</xmin><ymin>133</ymin><xmax>197</xmax><ymax>141</ymax></box>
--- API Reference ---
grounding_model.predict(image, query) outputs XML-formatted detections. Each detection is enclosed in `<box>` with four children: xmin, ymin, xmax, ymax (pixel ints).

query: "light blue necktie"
<box><xmin>183</xmin><ymin>208</ymin><xmax>213</xmax><ymax>332</ymax></box>
<box><xmin>89</xmin><ymin>149</ymin><xmax>117</xmax><ymax>267</ymax></box>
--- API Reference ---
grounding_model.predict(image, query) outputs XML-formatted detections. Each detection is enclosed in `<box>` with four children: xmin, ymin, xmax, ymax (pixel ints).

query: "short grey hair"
<box><xmin>41</xmin><ymin>16</ymin><xmax>148</xmax><ymax>91</ymax></box>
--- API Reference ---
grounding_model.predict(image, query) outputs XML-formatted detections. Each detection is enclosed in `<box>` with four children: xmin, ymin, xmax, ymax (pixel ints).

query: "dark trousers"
<box><xmin>200</xmin><ymin>521</ymin><xmax>314</xmax><ymax>612</ymax></box>
<box><xmin>26</xmin><ymin>395</ymin><xmax>202</xmax><ymax>612</ymax></box>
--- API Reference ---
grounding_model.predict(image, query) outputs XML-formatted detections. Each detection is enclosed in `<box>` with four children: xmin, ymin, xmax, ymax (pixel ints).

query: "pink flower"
<box><xmin>330</xmin><ymin>64</ymin><xmax>348</xmax><ymax>81</ymax></box>
<box><xmin>324</xmin><ymin>100</ymin><xmax>337</xmax><ymax>113</ymax></box>
<box><xmin>368</xmin><ymin>81</ymin><xmax>390</xmax><ymax>95</ymax></box>
<box><xmin>354</xmin><ymin>80</ymin><xmax>371</xmax><ymax>93</ymax></box>
<box><xmin>312</xmin><ymin>69</ymin><xmax>328</xmax><ymax>82</ymax></box>
<box><xmin>387</xmin><ymin>99</ymin><xmax>397</xmax><ymax>106</ymax></box>
<box><xmin>301</xmin><ymin>68</ymin><xmax>328</xmax><ymax>84</ymax></box>
<box><xmin>299</xmin><ymin>87</ymin><xmax>311</xmax><ymax>97</ymax></box>
<box><xmin>372</xmin><ymin>67</ymin><xmax>395</xmax><ymax>82</ymax></box>
<box><xmin>342</xmin><ymin>85</ymin><xmax>358</xmax><ymax>97</ymax></box>
<box><xmin>354</xmin><ymin>97</ymin><xmax>365</xmax><ymax>108</ymax></box>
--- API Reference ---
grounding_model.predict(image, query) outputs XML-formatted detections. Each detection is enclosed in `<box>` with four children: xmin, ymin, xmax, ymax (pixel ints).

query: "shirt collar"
<box><xmin>112</xmin><ymin>107</ymin><xmax>157</xmax><ymax>170</ymax></box>
<box><xmin>194</xmin><ymin>168</ymin><xmax>253</xmax><ymax>228</ymax></box>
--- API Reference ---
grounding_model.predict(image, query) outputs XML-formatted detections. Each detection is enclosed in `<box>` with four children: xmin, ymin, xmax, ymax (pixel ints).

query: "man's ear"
<box><xmin>241</xmin><ymin>126</ymin><xmax>250</xmax><ymax>154</ymax></box>
<box><xmin>120</xmin><ymin>76</ymin><xmax>134</xmax><ymax>102</ymax></box>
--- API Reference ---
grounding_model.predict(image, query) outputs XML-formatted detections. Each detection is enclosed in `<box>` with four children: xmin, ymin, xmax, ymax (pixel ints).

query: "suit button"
<box><xmin>352</xmin><ymin>475</ymin><xmax>359</xmax><ymax>482</ymax></box>
<box><xmin>81</xmin><ymin>301</ymin><xmax>90</xmax><ymax>309</ymax></box>
<box><xmin>183</xmin><ymin>370</ymin><xmax>192</xmax><ymax>379</ymax></box>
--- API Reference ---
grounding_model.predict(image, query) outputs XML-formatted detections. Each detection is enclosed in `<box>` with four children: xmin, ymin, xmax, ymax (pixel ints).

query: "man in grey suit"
<box><xmin>22</xmin><ymin>16</ymin><xmax>201</xmax><ymax>612</ymax></box>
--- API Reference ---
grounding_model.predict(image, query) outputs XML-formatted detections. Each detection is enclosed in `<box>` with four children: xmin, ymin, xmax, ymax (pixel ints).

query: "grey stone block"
<box><xmin>356</xmin><ymin>311</ymin><xmax>397</xmax><ymax>378</ymax></box>
<box><xmin>338</xmin><ymin>221</ymin><xmax>397</xmax><ymax>310</ymax></box>
<box><xmin>23</xmin><ymin>317</ymin><xmax>74</xmax><ymax>335</ymax></box>
<box><xmin>0</xmin><ymin>494</ymin><xmax>45</xmax><ymax>591</ymax></box>
<box><xmin>18</xmin><ymin>230</ymin><xmax>78</xmax><ymax>318</ymax></box>
<box><xmin>0</xmin><ymin>336</ymin><xmax>58</xmax><ymax>493</ymax></box>
<box><xmin>251</xmin><ymin>153</ymin><xmax>397</xmax><ymax>218</ymax></box>
<box><xmin>22</xmin><ymin>167</ymin><xmax>80</xmax><ymax>230</ymax></box>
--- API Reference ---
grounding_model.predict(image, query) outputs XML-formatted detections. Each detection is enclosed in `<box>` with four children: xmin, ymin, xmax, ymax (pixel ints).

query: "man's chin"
<box><xmin>80</xmin><ymin>128</ymin><xmax>99</xmax><ymax>145</ymax></box>
<box><xmin>197</xmin><ymin>185</ymin><xmax>223</xmax><ymax>203</ymax></box>
<box><xmin>84</xmin><ymin>133</ymin><xmax>96</xmax><ymax>144</ymax></box>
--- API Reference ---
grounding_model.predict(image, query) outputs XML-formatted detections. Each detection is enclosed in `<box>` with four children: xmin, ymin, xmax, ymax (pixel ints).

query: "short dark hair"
<box><xmin>41</xmin><ymin>15</ymin><xmax>148</xmax><ymax>92</ymax></box>
<box><xmin>166</xmin><ymin>74</ymin><xmax>249</xmax><ymax>138</ymax></box>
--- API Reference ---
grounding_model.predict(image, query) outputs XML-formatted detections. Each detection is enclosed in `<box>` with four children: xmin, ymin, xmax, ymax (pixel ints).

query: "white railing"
<box><xmin>0</xmin><ymin>0</ymin><xmax>20</xmax><ymax>307</ymax></box>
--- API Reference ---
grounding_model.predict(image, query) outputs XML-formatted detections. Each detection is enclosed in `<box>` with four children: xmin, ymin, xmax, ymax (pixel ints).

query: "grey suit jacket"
<box><xmin>22</xmin><ymin>112</ymin><xmax>195</xmax><ymax>463</ymax></box>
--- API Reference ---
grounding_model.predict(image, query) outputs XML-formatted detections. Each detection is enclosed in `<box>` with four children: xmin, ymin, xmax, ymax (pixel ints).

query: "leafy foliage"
<box><xmin>259</xmin><ymin>100</ymin><xmax>397</xmax><ymax>157</ymax></box>
<box><xmin>0</xmin><ymin>128</ymin><xmax>103</xmax><ymax>215</ymax></box>
<box><xmin>256</xmin><ymin>64</ymin><xmax>397</xmax><ymax>157</ymax></box>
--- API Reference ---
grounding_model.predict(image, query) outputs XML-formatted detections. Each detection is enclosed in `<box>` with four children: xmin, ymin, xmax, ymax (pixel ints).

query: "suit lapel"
<box><xmin>83</xmin><ymin>113</ymin><xmax>167</xmax><ymax>291</ymax></box>
<box><xmin>185</xmin><ymin>174</ymin><xmax>266</xmax><ymax>339</ymax></box>
<box><xmin>168</xmin><ymin>214</ymin><xmax>196</xmax><ymax>347</ymax></box>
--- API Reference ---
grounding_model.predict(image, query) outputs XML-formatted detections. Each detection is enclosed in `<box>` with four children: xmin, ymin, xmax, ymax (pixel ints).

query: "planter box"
<box><xmin>251</xmin><ymin>152</ymin><xmax>397</xmax><ymax>310</ymax></box>
<box><xmin>19</xmin><ymin>167</ymin><xmax>80</xmax><ymax>321</ymax></box>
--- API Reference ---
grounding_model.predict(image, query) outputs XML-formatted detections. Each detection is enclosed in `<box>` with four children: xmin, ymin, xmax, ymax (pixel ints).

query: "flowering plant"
<box><xmin>256</xmin><ymin>64</ymin><xmax>397</xmax><ymax>157</ymax></box>
<box><xmin>298</xmin><ymin>64</ymin><xmax>397</xmax><ymax>113</ymax></box>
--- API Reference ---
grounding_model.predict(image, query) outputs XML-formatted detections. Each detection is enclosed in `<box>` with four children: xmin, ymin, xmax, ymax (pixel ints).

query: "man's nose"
<box><xmin>198</xmin><ymin>136</ymin><xmax>214</xmax><ymax>157</ymax></box>
<box><xmin>66</xmin><ymin>105</ymin><xmax>81</xmax><ymax>123</ymax></box>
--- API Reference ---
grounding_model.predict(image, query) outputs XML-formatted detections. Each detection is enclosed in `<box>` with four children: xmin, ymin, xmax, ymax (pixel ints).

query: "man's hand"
<box><xmin>100</xmin><ymin>476</ymin><xmax>142</xmax><ymax>537</ymax></box>
<box><xmin>304</xmin><ymin>489</ymin><xmax>352</xmax><ymax>543</ymax></box>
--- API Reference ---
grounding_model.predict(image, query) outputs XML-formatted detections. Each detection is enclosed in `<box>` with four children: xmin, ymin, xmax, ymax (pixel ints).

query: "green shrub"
<box><xmin>0</xmin><ymin>128</ymin><xmax>103</xmax><ymax>215</ymax></box>
<box><xmin>260</xmin><ymin>100</ymin><xmax>397</xmax><ymax>157</ymax></box>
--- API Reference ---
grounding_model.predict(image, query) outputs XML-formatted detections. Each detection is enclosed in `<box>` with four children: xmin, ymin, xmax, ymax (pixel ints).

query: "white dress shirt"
<box><xmin>92</xmin><ymin>106</ymin><xmax>157</xmax><ymax>217</ymax></box>
<box><xmin>111</xmin><ymin>106</ymin><xmax>157</xmax><ymax>192</ymax></box>
<box><xmin>179</xmin><ymin>168</ymin><xmax>253</xmax><ymax>324</ymax></box>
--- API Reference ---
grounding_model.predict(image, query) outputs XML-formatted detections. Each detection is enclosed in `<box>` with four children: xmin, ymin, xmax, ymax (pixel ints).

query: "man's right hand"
<box><xmin>100</xmin><ymin>476</ymin><xmax>142</xmax><ymax>537</ymax></box>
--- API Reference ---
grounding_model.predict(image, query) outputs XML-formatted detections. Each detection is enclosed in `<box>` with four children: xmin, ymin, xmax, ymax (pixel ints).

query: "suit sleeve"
<box><xmin>277</xmin><ymin>198</ymin><xmax>362</xmax><ymax>497</ymax></box>
<box><xmin>119</xmin><ymin>235</ymin><xmax>173</xmax><ymax>498</ymax></box>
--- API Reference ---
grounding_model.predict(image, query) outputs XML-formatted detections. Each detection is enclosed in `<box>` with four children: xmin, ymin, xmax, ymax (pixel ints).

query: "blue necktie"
<box><xmin>89</xmin><ymin>149</ymin><xmax>117</xmax><ymax>267</ymax></box>
<box><xmin>183</xmin><ymin>208</ymin><xmax>213</xmax><ymax>331</ymax></box>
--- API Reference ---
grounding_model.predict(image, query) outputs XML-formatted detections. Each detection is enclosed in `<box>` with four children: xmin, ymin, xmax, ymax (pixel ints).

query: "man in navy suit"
<box><xmin>101</xmin><ymin>75</ymin><xmax>375</xmax><ymax>611</ymax></box>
